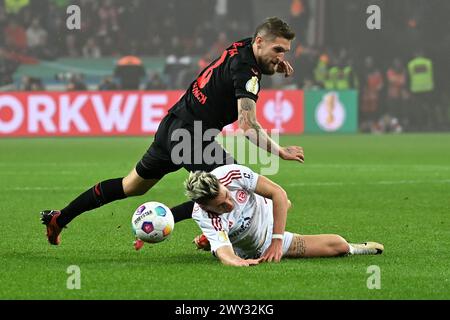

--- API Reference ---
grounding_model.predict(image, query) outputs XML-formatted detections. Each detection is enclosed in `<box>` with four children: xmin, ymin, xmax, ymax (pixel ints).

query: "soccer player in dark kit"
<box><xmin>41</xmin><ymin>17</ymin><xmax>305</xmax><ymax>246</ymax></box>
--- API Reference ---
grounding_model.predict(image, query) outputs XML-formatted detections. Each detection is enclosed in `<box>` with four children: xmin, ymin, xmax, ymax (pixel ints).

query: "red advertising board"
<box><xmin>0</xmin><ymin>90</ymin><xmax>303</xmax><ymax>137</ymax></box>
<box><xmin>224</xmin><ymin>90</ymin><xmax>304</xmax><ymax>134</ymax></box>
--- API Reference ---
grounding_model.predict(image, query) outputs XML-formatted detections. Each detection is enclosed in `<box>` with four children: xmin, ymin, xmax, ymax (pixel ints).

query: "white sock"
<box><xmin>348</xmin><ymin>244</ymin><xmax>355</xmax><ymax>255</ymax></box>
<box><xmin>348</xmin><ymin>243</ymin><xmax>375</xmax><ymax>255</ymax></box>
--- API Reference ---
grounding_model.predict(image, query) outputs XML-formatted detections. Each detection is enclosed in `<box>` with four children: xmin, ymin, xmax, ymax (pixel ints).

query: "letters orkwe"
<box><xmin>0</xmin><ymin>90</ymin><xmax>303</xmax><ymax>136</ymax></box>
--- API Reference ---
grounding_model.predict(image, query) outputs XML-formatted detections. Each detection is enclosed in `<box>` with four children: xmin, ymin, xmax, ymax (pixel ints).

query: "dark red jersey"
<box><xmin>169</xmin><ymin>38</ymin><xmax>262</xmax><ymax>131</ymax></box>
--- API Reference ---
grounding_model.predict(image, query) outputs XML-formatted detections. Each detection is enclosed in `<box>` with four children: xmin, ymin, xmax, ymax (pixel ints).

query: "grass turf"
<box><xmin>0</xmin><ymin>134</ymin><xmax>449</xmax><ymax>299</ymax></box>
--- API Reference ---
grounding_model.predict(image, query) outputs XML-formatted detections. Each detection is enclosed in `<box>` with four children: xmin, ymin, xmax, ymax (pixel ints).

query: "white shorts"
<box><xmin>261</xmin><ymin>231</ymin><xmax>294</xmax><ymax>257</ymax></box>
<box><xmin>233</xmin><ymin>231</ymin><xmax>294</xmax><ymax>259</ymax></box>
<box><xmin>232</xmin><ymin>197</ymin><xmax>294</xmax><ymax>259</ymax></box>
<box><xmin>260</xmin><ymin>199</ymin><xmax>294</xmax><ymax>256</ymax></box>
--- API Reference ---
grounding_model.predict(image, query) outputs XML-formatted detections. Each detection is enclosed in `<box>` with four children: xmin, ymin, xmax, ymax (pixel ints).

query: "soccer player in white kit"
<box><xmin>185</xmin><ymin>164</ymin><xmax>384</xmax><ymax>267</ymax></box>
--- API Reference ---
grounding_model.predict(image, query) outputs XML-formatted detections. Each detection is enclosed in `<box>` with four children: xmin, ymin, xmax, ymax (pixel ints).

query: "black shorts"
<box><xmin>135</xmin><ymin>113</ymin><xmax>236</xmax><ymax>179</ymax></box>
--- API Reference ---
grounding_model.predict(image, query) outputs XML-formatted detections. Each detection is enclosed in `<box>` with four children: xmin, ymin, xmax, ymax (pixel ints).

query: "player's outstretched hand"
<box><xmin>280</xmin><ymin>146</ymin><xmax>304</xmax><ymax>163</ymax></box>
<box><xmin>245</xmin><ymin>258</ymin><xmax>262</xmax><ymax>266</ymax></box>
<box><xmin>275</xmin><ymin>60</ymin><xmax>294</xmax><ymax>77</ymax></box>
<box><xmin>260</xmin><ymin>241</ymin><xmax>283</xmax><ymax>263</ymax></box>
<box><xmin>233</xmin><ymin>258</ymin><xmax>261</xmax><ymax>267</ymax></box>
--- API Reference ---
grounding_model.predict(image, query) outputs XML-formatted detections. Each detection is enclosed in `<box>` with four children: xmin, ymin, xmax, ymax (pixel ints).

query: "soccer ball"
<box><xmin>131</xmin><ymin>202</ymin><xmax>174</xmax><ymax>243</ymax></box>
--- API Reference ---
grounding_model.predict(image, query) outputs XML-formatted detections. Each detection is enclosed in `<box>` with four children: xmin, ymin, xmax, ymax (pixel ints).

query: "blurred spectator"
<box><xmin>145</xmin><ymin>72</ymin><xmax>167</xmax><ymax>90</ymax></box>
<box><xmin>97</xmin><ymin>0</ymin><xmax>119</xmax><ymax>37</ymax></box>
<box><xmin>329</xmin><ymin>56</ymin><xmax>357</xmax><ymax>91</ymax></box>
<box><xmin>20</xmin><ymin>75</ymin><xmax>32</xmax><ymax>90</ymax></box>
<box><xmin>292</xmin><ymin>44</ymin><xmax>316</xmax><ymax>89</ymax></box>
<box><xmin>4</xmin><ymin>17</ymin><xmax>27</xmax><ymax>52</ymax></box>
<box><xmin>0</xmin><ymin>7</ymin><xmax>8</xmax><ymax>47</ymax></box>
<box><xmin>26</xmin><ymin>18</ymin><xmax>48</xmax><ymax>57</ymax></box>
<box><xmin>118</xmin><ymin>0</ymin><xmax>146</xmax><ymax>46</ymax></box>
<box><xmin>20</xmin><ymin>75</ymin><xmax>45</xmax><ymax>91</ymax></box>
<box><xmin>213</xmin><ymin>0</ymin><xmax>228</xmax><ymax>33</ymax></box>
<box><xmin>4</xmin><ymin>0</ymin><xmax>30</xmax><ymax>15</ymax></box>
<box><xmin>386</xmin><ymin>58</ymin><xmax>409</xmax><ymax>129</ymax></box>
<box><xmin>44</xmin><ymin>2</ymin><xmax>65</xmax><ymax>57</ymax></box>
<box><xmin>101</xmin><ymin>35</ymin><xmax>120</xmax><ymax>57</ymax></box>
<box><xmin>163</xmin><ymin>54</ymin><xmax>192</xmax><ymax>89</ymax></box>
<box><xmin>373</xmin><ymin>114</ymin><xmax>403</xmax><ymax>134</ymax></box>
<box><xmin>313</xmin><ymin>52</ymin><xmax>331</xmax><ymax>89</ymax></box>
<box><xmin>209</xmin><ymin>32</ymin><xmax>228</xmax><ymax>58</ymax></box>
<box><xmin>0</xmin><ymin>47</ymin><xmax>19</xmax><ymax>86</ymax></box>
<box><xmin>49</xmin><ymin>0</ymin><xmax>69</xmax><ymax>9</ymax></box>
<box><xmin>66</xmin><ymin>74</ymin><xmax>87</xmax><ymax>91</ymax></box>
<box><xmin>360</xmin><ymin>56</ymin><xmax>384</xmax><ymax>132</ymax></box>
<box><xmin>98</xmin><ymin>76</ymin><xmax>118</xmax><ymax>91</ymax></box>
<box><xmin>82</xmin><ymin>37</ymin><xmax>102</xmax><ymax>58</ymax></box>
<box><xmin>225</xmin><ymin>19</ymin><xmax>245</xmax><ymax>43</ymax></box>
<box><xmin>65</xmin><ymin>34</ymin><xmax>79</xmax><ymax>57</ymax></box>
<box><xmin>114</xmin><ymin>55</ymin><xmax>146</xmax><ymax>90</ymax></box>
<box><xmin>197</xmin><ymin>53</ymin><xmax>212</xmax><ymax>74</ymax></box>
<box><xmin>289</xmin><ymin>0</ymin><xmax>309</xmax><ymax>44</ymax></box>
<box><xmin>407</xmin><ymin>52</ymin><xmax>435</xmax><ymax>131</ymax></box>
<box><xmin>177</xmin><ymin>63</ymin><xmax>198</xmax><ymax>90</ymax></box>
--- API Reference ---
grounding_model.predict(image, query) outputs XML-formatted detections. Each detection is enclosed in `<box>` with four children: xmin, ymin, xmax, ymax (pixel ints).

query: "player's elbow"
<box><xmin>273</xmin><ymin>186</ymin><xmax>289</xmax><ymax>207</ymax></box>
<box><xmin>238</xmin><ymin>118</ymin><xmax>253</xmax><ymax>133</ymax></box>
<box><xmin>240</xmin><ymin>121</ymin><xmax>262</xmax><ymax>137</ymax></box>
<box><xmin>238</xmin><ymin>122</ymin><xmax>251</xmax><ymax>134</ymax></box>
<box><xmin>278</xmin><ymin>185</ymin><xmax>288</xmax><ymax>199</ymax></box>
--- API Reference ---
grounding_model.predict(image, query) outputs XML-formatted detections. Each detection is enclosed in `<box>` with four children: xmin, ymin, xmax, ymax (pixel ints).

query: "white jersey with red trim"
<box><xmin>192</xmin><ymin>164</ymin><xmax>273</xmax><ymax>259</ymax></box>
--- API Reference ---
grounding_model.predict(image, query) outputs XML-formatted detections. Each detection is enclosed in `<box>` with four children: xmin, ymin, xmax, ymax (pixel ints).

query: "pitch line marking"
<box><xmin>286</xmin><ymin>179</ymin><xmax>450</xmax><ymax>187</ymax></box>
<box><xmin>4</xmin><ymin>179</ymin><xmax>450</xmax><ymax>191</ymax></box>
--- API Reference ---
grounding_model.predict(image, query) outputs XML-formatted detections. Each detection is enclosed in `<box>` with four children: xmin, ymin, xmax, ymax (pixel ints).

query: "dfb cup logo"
<box><xmin>263</xmin><ymin>91</ymin><xmax>294</xmax><ymax>132</ymax></box>
<box><xmin>236</xmin><ymin>189</ymin><xmax>248</xmax><ymax>204</ymax></box>
<box><xmin>315</xmin><ymin>92</ymin><xmax>346</xmax><ymax>132</ymax></box>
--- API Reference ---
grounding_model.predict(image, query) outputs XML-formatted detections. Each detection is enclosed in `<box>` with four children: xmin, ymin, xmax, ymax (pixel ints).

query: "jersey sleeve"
<box><xmin>192</xmin><ymin>204</ymin><xmax>232</xmax><ymax>255</ymax></box>
<box><xmin>214</xmin><ymin>164</ymin><xmax>259</xmax><ymax>192</ymax></box>
<box><xmin>230</xmin><ymin>58</ymin><xmax>261</xmax><ymax>102</ymax></box>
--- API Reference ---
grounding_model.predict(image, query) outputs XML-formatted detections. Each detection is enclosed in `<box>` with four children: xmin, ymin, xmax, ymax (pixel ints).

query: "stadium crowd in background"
<box><xmin>0</xmin><ymin>0</ymin><xmax>252</xmax><ymax>59</ymax></box>
<box><xmin>0</xmin><ymin>0</ymin><xmax>448</xmax><ymax>132</ymax></box>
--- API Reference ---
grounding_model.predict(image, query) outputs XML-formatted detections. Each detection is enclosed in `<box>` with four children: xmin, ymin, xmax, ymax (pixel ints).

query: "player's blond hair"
<box><xmin>184</xmin><ymin>171</ymin><xmax>220</xmax><ymax>204</ymax></box>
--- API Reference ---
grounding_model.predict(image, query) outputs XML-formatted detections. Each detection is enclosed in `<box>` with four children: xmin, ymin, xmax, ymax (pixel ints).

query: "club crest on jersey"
<box><xmin>245</xmin><ymin>76</ymin><xmax>259</xmax><ymax>95</ymax></box>
<box><xmin>236</xmin><ymin>189</ymin><xmax>248</xmax><ymax>204</ymax></box>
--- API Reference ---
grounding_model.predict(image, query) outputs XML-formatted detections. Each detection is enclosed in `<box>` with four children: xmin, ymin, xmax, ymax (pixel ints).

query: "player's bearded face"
<box><xmin>201</xmin><ymin>185</ymin><xmax>235</xmax><ymax>214</ymax></box>
<box><xmin>257</xmin><ymin>36</ymin><xmax>291</xmax><ymax>75</ymax></box>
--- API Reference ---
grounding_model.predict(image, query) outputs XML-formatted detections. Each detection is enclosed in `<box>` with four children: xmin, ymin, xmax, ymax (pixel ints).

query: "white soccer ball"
<box><xmin>131</xmin><ymin>202</ymin><xmax>174</xmax><ymax>243</ymax></box>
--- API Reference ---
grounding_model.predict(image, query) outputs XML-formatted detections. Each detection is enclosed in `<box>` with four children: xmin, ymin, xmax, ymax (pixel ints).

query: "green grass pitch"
<box><xmin>0</xmin><ymin>134</ymin><xmax>449</xmax><ymax>299</ymax></box>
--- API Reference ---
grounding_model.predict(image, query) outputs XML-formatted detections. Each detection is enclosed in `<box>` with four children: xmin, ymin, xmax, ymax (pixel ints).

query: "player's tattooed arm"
<box><xmin>237</xmin><ymin>98</ymin><xmax>280</xmax><ymax>154</ymax></box>
<box><xmin>238</xmin><ymin>98</ymin><xmax>262</xmax><ymax>140</ymax></box>
<box><xmin>237</xmin><ymin>98</ymin><xmax>305</xmax><ymax>163</ymax></box>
